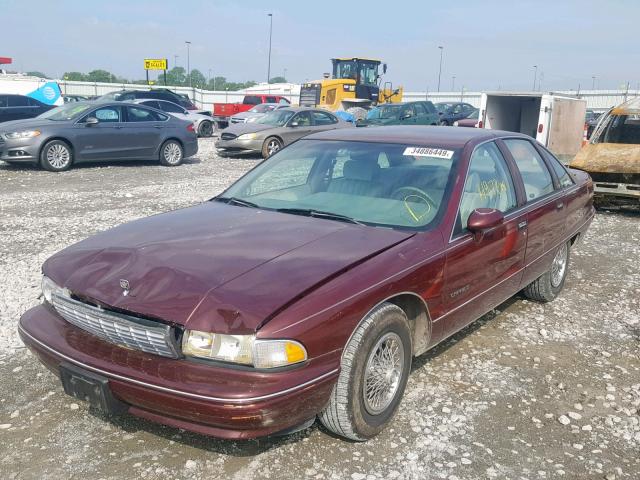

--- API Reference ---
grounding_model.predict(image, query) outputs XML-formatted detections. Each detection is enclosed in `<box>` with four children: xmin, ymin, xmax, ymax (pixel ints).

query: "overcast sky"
<box><xmin>1</xmin><ymin>0</ymin><xmax>638</xmax><ymax>91</ymax></box>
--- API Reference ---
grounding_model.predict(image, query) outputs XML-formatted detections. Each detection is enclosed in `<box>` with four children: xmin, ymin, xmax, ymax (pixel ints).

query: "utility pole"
<box><xmin>592</xmin><ymin>75</ymin><xmax>596</xmax><ymax>90</ymax></box>
<box><xmin>185</xmin><ymin>41</ymin><xmax>191</xmax><ymax>88</ymax></box>
<box><xmin>284</xmin><ymin>68</ymin><xmax>287</xmax><ymax>81</ymax></box>
<box><xmin>267</xmin><ymin>13</ymin><xmax>273</xmax><ymax>84</ymax></box>
<box><xmin>174</xmin><ymin>55</ymin><xmax>179</xmax><ymax>68</ymax></box>
<box><xmin>532</xmin><ymin>65</ymin><xmax>538</xmax><ymax>91</ymax></box>
<box><xmin>437</xmin><ymin>46</ymin><xmax>444</xmax><ymax>92</ymax></box>
<box><xmin>451</xmin><ymin>75</ymin><xmax>456</xmax><ymax>91</ymax></box>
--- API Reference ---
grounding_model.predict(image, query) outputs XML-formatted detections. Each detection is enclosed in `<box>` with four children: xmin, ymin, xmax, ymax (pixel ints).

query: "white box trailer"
<box><xmin>479</xmin><ymin>92</ymin><xmax>587</xmax><ymax>163</ymax></box>
<box><xmin>0</xmin><ymin>74</ymin><xmax>63</xmax><ymax>106</ymax></box>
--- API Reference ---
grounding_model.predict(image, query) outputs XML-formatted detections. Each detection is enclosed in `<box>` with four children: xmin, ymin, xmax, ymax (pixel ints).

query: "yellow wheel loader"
<box><xmin>299</xmin><ymin>57</ymin><xmax>403</xmax><ymax>120</ymax></box>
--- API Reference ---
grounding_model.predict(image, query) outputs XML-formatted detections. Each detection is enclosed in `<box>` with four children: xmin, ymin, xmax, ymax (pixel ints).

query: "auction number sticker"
<box><xmin>403</xmin><ymin>147</ymin><xmax>454</xmax><ymax>159</ymax></box>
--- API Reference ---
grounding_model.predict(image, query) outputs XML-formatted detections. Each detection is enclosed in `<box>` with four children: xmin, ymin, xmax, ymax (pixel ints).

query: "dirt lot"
<box><xmin>0</xmin><ymin>138</ymin><xmax>638</xmax><ymax>480</ymax></box>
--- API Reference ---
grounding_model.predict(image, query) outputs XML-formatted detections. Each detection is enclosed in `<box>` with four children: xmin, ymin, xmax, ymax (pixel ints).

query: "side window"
<box><xmin>402</xmin><ymin>105</ymin><xmax>416</xmax><ymax>117</ymax></box>
<box><xmin>90</xmin><ymin>106</ymin><xmax>121</xmax><ymax>123</ymax></box>
<box><xmin>141</xmin><ymin>100</ymin><xmax>160</xmax><ymax>110</ymax></box>
<box><xmin>8</xmin><ymin>96</ymin><xmax>30</xmax><ymax>107</ymax></box>
<box><xmin>312</xmin><ymin>111</ymin><xmax>337</xmax><ymax>125</ymax></box>
<box><xmin>160</xmin><ymin>101</ymin><xmax>184</xmax><ymax>113</ymax></box>
<box><xmin>457</xmin><ymin>142</ymin><xmax>517</xmax><ymax>233</ymax></box>
<box><xmin>425</xmin><ymin>102</ymin><xmax>437</xmax><ymax>114</ymax></box>
<box><xmin>542</xmin><ymin>148</ymin><xmax>574</xmax><ymax>188</ymax></box>
<box><xmin>266</xmin><ymin>96</ymin><xmax>278</xmax><ymax>103</ymax></box>
<box><xmin>452</xmin><ymin>104</ymin><xmax>463</xmax><ymax>114</ymax></box>
<box><xmin>126</xmin><ymin>106</ymin><xmax>163</xmax><ymax>122</ymax></box>
<box><xmin>504</xmin><ymin>139</ymin><xmax>554</xmax><ymax>201</ymax></box>
<box><xmin>291</xmin><ymin>111</ymin><xmax>312</xmax><ymax>126</ymax></box>
<box><xmin>243</xmin><ymin>96</ymin><xmax>261</xmax><ymax>105</ymax></box>
<box><xmin>414</xmin><ymin>103</ymin><xmax>426</xmax><ymax>115</ymax></box>
<box><xmin>0</xmin><ymin>96</ymin><xmax>7</xmax><ymax>108</ymax></box>
<box><xmin>279</xmin><ymin>98</ymin><xmax>290</xmax><ymax>104</ymax></box>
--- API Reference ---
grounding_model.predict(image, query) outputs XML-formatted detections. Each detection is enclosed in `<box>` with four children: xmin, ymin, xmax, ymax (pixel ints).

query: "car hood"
<box><xmin>0</xmin><ymin>118</ymin><xmax>55</xmax><ymax>132</ymax></box>
<box><xmin>571</xmin><ymin>143</ymin><xmax>640</xmax><ymax>174</ymax></box>
<box><xmin>43</xmin><ymin>202</ymin><xmax>414</xmax><ymax>334</ymax></box>
<box><xmin>231</xmin><ymin>111</ymin><xmax>258</xmax><ymax>119</ymax></box>
<box><xmin>223</xmin><ymin>122</ymin><xmax>276</xmax><ymax>136</ymax></box>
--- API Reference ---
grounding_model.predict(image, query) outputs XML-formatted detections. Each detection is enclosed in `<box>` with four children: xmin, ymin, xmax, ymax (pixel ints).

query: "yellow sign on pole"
<box><xmin>144</xmin><ymin>59</ymin><xmax>168</xmax><ymax>70</ymax></box>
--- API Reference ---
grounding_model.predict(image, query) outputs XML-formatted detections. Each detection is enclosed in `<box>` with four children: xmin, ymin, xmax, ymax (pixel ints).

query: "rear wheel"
<box><xmin>523</xmin><ymin>241</ymin><xmax>570</xmax><ymax>302</ymax></box>
<box><xmin>439</xmin><ymin>120</ymin><xmax>449</xmax><ymax>126</ymax></box>
<box><xmin>261</xmin><ymin>137</ymin><xmax>283</xmax><ymax>158</ymax></box>
<box><xmin>40</xmin><ymin>140</ymin><xmax>73</xmax><ymax>172</ymax></box>
<box><xmin>159</xmin><ymin>140</ymin><xmax>184</xmax><ymax>166</ymax></box>
<box><xmin>198</xmin><ymin>120</ymin><xmax>214</xmax><ymax>138</ymax></box>
<box><xmin>319</xmin><ymin>302</ymin><xmax>412</xmax><ymax>441</ymax></box>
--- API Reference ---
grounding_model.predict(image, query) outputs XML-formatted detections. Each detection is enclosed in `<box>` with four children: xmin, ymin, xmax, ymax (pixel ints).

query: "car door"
<box><xmin>413</xmin><ymin>103</ymin><xmax>430</xmax><ymax>125</ymax></box>
<box><xmin>400</xmin><ymin>104</ymin><xmax>418</xmax><ymax>124</ymax></box>
<box><xmin>157</xmin><ymin>100</ymin><xmax>190</xmax><ymax>121</ymax></box>
<box><xmin>442</xmin><ymin>141</ymin><xmax>527</xmax><ymax>333</ymax></box>
<box><xmin>73</xmin><ymin>105</ymin><xmax>127</xmax><ymax>160</ymax></box>
<box><xmin>281</xmin><ymin>111</ymin><xmax>314</xmax><ymax>144</ymax></box>
<box><xmin>501</xmin><ymin>138</ymin><xmax>567</xmax><ymax>286</ymax></box>
<box><xmin>123</xmin><ymin>105</ymin><xmax>167</xmax><ymax>158</ymax></box>
<box><xmin>0</xmin><ymin>95</ymin><xmax>8</xmax><ymax>123</ymax></box>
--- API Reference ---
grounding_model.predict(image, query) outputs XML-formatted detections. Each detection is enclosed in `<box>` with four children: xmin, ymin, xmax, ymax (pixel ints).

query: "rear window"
<box><xmin>243</xmin><ymin>96</ymin><xmax>262</xmax><ymax>105</ymax></box>
<box><xmin>8</xmin><ymin>96</ymin><xmax>30</xmax><ymax>107</ymax></box>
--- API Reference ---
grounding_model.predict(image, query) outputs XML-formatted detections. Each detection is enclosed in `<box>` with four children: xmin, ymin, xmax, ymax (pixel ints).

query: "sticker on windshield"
<box><xmin>403</xmin><ymin>147</ymin><xmax>454</xmax><ymax>159</ymax></box>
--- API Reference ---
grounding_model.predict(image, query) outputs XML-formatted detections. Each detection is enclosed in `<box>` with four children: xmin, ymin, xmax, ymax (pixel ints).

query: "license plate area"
<box><xmin>59</xmin><ymin>363</ymin><xmax>128</xmax><ymax>414</ymax></box>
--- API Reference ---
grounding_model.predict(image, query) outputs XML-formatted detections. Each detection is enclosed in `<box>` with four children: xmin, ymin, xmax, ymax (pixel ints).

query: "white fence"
<box><xmin>58</xmin><ymin>79</ymin><xmax>639</xmax><ymax>113</ymax></box>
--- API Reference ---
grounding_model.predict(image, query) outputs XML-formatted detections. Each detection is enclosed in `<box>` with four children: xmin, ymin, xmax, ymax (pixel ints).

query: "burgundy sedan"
<box><xmin>19</xmin><ymin>126</ymin><xmax>594</xmax><ymax>441</ymax></box>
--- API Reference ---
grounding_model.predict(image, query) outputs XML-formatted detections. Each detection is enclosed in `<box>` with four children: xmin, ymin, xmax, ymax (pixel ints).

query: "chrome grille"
<box><xmin>52</xmin><ymin>293</ymin><xmax>179</xmax><ymax>358</ymax></box>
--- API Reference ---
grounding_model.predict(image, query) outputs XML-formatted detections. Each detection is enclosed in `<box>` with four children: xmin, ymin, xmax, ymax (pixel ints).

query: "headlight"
<box><xmin>41</xmin><ymin>275</ymin><xmax>64</xmax><ymax>303</ymax></box>
<box><xmin>182</xmin><ymin>330</ymin><xmax>307</xmax><ymax>368</ymax></box>
<box><xmin>237</xmin><ymin>133</ymin><xmax>258</xmax><ymax>140</ymax></box>
<box><xmin>5</xmin><ymin>130</ymin><xmax>41</xmax><ymax>139</ymax></box>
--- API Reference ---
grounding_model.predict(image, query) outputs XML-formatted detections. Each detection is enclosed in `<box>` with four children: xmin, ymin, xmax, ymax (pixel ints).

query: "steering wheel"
<box><xmin>392</xmin><ymin>186</ymin><xmax>438</xmax><ymax>223</ymax></box>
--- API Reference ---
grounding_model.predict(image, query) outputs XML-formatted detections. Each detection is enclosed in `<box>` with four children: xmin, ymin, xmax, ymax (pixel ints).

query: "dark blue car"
<box><xmin>434</xmin><ymin>102</ymin><xmax>476</xmax><ymax>126</ymax></box>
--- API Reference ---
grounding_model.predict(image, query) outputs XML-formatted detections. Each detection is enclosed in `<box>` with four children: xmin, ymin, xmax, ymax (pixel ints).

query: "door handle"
<box><xmin>518</xmin><ymin>220</ymin><xmax>528</xmax><ymax>230</ymax></box>
<box><xmin>154</xmin><ymin>125</ymin><xmax>162</xmax><ymax>129</ymax></box>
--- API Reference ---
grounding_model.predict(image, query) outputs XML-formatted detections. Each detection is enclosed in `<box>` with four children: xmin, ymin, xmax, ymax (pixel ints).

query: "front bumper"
<box><xmin>215</xmin><ymin>137</ymin><xmax>264</xmax><ymax>155</ymax></box>
<box><xmin>19</xmin><ymin>304</ymin><xmax>338</xmax><ymax>439</ymax></box>
<box><xmin>0</xmin><ymin>136</ymin><xmax>40</xmax><ymax>163</ymax></box>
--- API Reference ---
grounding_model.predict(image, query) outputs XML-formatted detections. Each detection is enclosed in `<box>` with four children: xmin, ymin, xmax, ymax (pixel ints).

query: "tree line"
<box><xmin>27</xmin><ymin>69</ymin><xmax>288</xmax><ymax>91</ymax></box>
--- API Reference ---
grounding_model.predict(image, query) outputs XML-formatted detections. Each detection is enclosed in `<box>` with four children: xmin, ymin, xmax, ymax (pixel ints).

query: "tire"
<box><xmin>439</xmin><ymin>120</ymin><xmax>449</xmax><ymax>126</ymax></box>
<box><xmin>198</xmin><ymin>120</ymin><xmax>214</xmax><ymax>138</ymax></box>
<box><xmin>319</xmin><ymin>302</ymin><xmax>412</xmax><ymax>441</ymax></box>
<box><xmin>346</xmin><ymin>107</ymin><xmax>368</xmax><ymax>122</ymax></box>
<box><xmin>523</xmin><ymin>241</ymin><xmax>570</xmax><ymax>302</ymax></box>
<box><xmin>159</xmin><ymin>140</ymin><xmax>184</xmax><ymax>166</ymax></box>
<box><xmin>261</xmin><ymin>136</ymin><xmax>283</xmax><ymax>158</ymax></box>
<box><xmin>40</xmin><ymin>140</ymin><xmax>73</xmax><ymax>172</ymax></box>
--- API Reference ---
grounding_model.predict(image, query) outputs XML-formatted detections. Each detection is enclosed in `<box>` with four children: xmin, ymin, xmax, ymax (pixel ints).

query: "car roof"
<box><xmin>304</xmin><ymin>125</ymin><xmax>530</xmax><ymax>148</ymax></box>
<box><xmin>278</xmin><ymin>106</ymin><xmax>329</xmax><ymax>113</ymax></box>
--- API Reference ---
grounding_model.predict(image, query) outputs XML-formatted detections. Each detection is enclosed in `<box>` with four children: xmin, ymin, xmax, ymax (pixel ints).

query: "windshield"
<box><xmin>38</xmin><ymin>103</ymin><xmax>93</xmax><ymax>121</ymax></box>
<box><xmin>250</xmin><ymin>104</ymin><xmax>276</xmax><ymax>113</ymax></box>
<box><xmin>255</xmin><ymin>110</ymin><xmax>295</xmax><ymax>126</ymax></box>
<box><xmin>596</xmin><ymin>114</ymin><xmax>640</xmax><ymax>145</ymax></box>
<box><xmin>220</xmin><ymin>139</ymin><xmax>460</xmax><ymax>229</ymax></box>
<box><xmin>366</xmin><ymin>105</ymin><xmax>402</xmax><ymax>120</ymax></box>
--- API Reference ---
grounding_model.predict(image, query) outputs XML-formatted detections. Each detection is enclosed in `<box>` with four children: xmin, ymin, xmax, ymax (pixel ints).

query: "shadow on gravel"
<box><xmin>0</xmin><ymin>157</ymin><xmax>203</xmax><ymax>172</ymax></box>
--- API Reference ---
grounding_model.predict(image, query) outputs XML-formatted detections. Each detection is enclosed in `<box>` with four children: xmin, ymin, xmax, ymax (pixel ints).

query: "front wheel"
<box><xmin>40</xmin><ymin>140</ymin><xmax>73</xmax><ymax>172</ymax></box>
<box><xmin>159</xmin><ymin>140</ymin><xmax>184</xmax><ymax>166</ymax></box>
<box><xmin>439</xmin><ymin>120</ymin><xmax>449</xmax><ymax>126</ymax></box>
<box><xmin>261</xmin><ymin>137</ymin><xmax>283</xmax><ymax>158</ymax></box>
<box><xmin>319</xmin><ymin>302</ymin><xmax>412</xmax><ymax>441</ymax></box>
<box><xmin>523</xmin><ymin>241</ymin><xmax>570</xmax><ymax>302</ymax></box>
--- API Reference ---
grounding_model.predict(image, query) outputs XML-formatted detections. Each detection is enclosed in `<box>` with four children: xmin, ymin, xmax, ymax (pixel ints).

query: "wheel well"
<box><xmin>386</xmin><ymin>293</ymin><xmax>432</xmax><ymax>356</ymax></box>
<box><xmin>264</xmin><ymin>135</ymin><xmax>283</xmax><ymax>145</ymax></box>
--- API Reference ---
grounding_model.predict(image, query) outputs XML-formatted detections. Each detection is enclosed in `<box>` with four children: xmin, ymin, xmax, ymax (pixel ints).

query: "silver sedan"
<box><xmin>216</xmin><ymin>107</ymin><xmax>353</xmax><ymax>158</ymax></box>
<box><xmin>229</xmin><ymin>103</ymin><xmax>289</xmax><ymax>125</ymax></box>
<box><xmin>133</xmin><ymin>99</ymin><xmax>215</xmax><ymax>137</ymax></box>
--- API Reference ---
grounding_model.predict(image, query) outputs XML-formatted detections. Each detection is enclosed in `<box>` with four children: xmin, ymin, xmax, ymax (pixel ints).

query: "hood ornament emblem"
<box><xmin>119</xmin><ymin>279</ymin><xmax>130</xmax><ymax>296</ymax></box>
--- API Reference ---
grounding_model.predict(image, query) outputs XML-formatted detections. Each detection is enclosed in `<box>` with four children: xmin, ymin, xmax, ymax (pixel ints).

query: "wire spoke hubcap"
<box><xmin>164</xmin><ymin>143</ymin><xmax>182</xmax><ymax>164</ymax></box>
<box><xmin>363</xmin><ymin>332</ymin><xmax>405</xmax><ymax>415</ymax></box>
<box><xmin>46</xmin><ymin>144</ymin><xmax>70</xmax><ymax>168</ymax></box>
<box><xmin>551</xmin><ymin>243</ymin><xmax>568</xmax><ymax>288</ymax></box>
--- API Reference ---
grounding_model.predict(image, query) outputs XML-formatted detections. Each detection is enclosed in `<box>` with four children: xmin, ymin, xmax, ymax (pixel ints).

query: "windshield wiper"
<box><xmin>214</xmin><ymin>196</ymin><xmax>260</xmax><ymax>208</ymax></box>
<box><xmin>276</xmin><ymin>208</ymin><xmax>364</xmax><ymax>225</ymax></box>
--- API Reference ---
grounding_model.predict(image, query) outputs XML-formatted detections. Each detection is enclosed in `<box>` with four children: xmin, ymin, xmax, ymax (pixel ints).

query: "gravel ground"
<box><xmin>0</xmin><ymin>138</ymin><xmax>638</xmax><ymax>480</ymax></box>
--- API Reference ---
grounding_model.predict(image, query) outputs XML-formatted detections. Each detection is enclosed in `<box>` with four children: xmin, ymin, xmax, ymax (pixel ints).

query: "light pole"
<box><xmin>284</xmin><ymin>68</ymin><xmax>287</xmax><ymax>81</ymax></box>
<box><xmin>267</xmin><ymin>13</ymin><xmax>273</xmax><ymax>84</ymax></box>
<box><xmin>451</xmin><ymin>75</ymin><xmax>456</xmax><ymax>91</ymax></box>
<box><xmin>437</xmin><ymin>46</ymin><xmax>444</xmax><ymax>92</ymax></box>
<box><xmin>532</xmin><ymin>65</ymin><xmax>538</xmax><ymax>91</ymax></box>
<box><xmin>185</xmin><ymin>41</ymin><xmax>192</xmax><ymax>88</ymax></box>
<box><xmin>174</xmin><ymin>55</ymin><xmax>179</xmax><ymax>68</ymax></box>
<box><xmin>592</xmin><ymin>76</ymin><xmax>596</xmax><ymax>90</ymax></box>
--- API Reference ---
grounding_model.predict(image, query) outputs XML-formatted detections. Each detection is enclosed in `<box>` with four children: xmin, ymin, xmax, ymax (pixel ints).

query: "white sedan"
<box><xmin>133</xmin><ymin>99</ymin><xmax>215</xmax><ymax>137</ymax></box>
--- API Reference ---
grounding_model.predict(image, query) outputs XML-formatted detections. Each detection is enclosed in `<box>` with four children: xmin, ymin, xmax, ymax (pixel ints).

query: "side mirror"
<box><xmin>85</xmin><ymin>117</ymin><xmax>99</xmax><ymax>126</ymax></box>
<box><xmin>401</xmin><ymin>112</ymin><xmax>413</xmax><ymax>119</ymax></box>
<box><xmin>467</xmin><ymin>208</ymin><xmax>504</xmax><ymax>241</ymax></box>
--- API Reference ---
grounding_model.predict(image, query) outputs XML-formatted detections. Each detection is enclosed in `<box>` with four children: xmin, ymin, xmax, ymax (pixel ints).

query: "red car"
<box><xmin>19</xmin><ymin>126</ymin><xmax>594</xmax><ymax>441</ymax></box>
<box><xmin>213</xmin><ymin>94</ymin><xmax>290</xmax><ymax>129</ymax></box>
